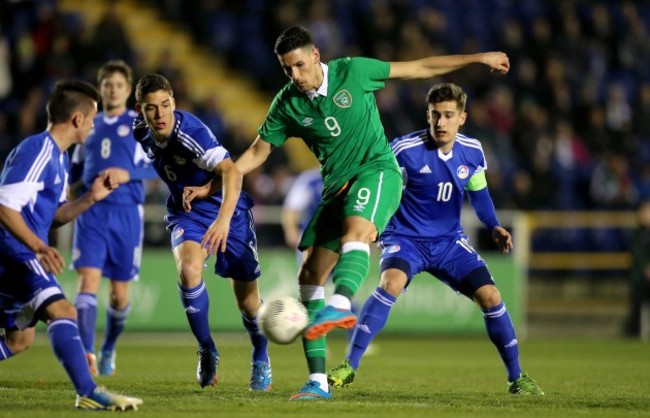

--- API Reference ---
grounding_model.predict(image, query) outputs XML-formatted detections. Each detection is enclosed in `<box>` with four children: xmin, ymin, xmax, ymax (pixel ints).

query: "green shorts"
<box><xmin>298</xmin><ymin>167</ymin><xmax>402</xmax><ymax>252</ymax></box>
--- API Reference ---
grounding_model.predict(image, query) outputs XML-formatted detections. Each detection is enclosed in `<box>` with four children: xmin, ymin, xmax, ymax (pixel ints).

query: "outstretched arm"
<box><xmin>235</xmin><ymin>135</ymin><xmax>273</xmax><ymax>175</ymax></box>
<box><xmin>53</xmin><ymin>170</ymin><xmax>119</xmax><ymax>227</ymax></box>
<box><xmin>389</xmin><ymin>52</ymin><xmax>510</xmax><ymax>80</ymax></box>
<box><xmin>200</xmin><ymin>158</ymin><xmax>243</xmax><ymax>254</ymax></box>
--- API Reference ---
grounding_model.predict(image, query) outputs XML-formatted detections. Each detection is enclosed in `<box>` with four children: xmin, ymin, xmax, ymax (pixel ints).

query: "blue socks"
<box><xmin>101</xmin><ymin>304</ymin><xmax>130</xmax><ymax>353</ymax></box>
<box><xmin>483</xmin><ymin>302</ymin><xmax>522</xmax><ymax>382</ymax></box>
<box><xmin>74</xmin><ymin>293</ymin><xmax>97</xmax><ymax>354</ymax></box>
<box><xmin>179</xmin><ymin>281</ymin><xmax>216</xmax><ymax>351</ymax></box>
<box><xmin>347</xmin><ymin>287</ymin><xmax>396</xmax><ymax>370</ymax></box>
<box><xmin>0</xmin><ymin>335</ymin><xmax>13</xmax><ymax>360</ymax></box>
<box><xmin>242</xmin><ymin>312</ymin><xmax>269</xmax><ymax>362</ymax></box>
<box><xmin>47</xmin><ymin>319</ymin><xmax>96</xmax><ymax>396</ymax></box>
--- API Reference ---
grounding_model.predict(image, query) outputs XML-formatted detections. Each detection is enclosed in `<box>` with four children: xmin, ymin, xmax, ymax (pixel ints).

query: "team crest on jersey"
<box><xmin>118</xmin><ymin>124</ymin><xmax>131</xmax><ymax>137</ymax></box>
<box><xmin>173</xmin><ymin>155</ymin><xmax>186</xmax><ymax>165</ymax></box>
<box><xmin>387</xmin><ymin>245</ymin><xmax>400</xmax><ymax>254</ymax></box>
<box><xmin>457</xmin><ymin>165</ymin><xmax>469</xmax><ymax>179</ymax></box>
<box><xmin>333</xmin><ymin>90</ymin><xmax>352</xmax><ymax>108</ymax></box>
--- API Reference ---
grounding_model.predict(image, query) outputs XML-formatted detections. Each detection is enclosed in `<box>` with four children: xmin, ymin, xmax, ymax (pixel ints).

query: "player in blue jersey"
<box><xmin>281</xmin><ymin>168</ymin><xmax>323</xmax><ymax>253</ymax></box>
<box><xmin>132</xmin><ymin>73</ymin><xmax>271</xmax><ymax>391</ymax></box>
<box><xmin>327</xmin><ymin>83</ymin><xmax>544</xmax><ymax>395</ymax></box>
<box><xmin>69</xmin><ymin>60</ymin><xmax>158</xmax><ymax>377</ymax></box>
<box><xmin>0</xmin><ymin>80</ymin><xmax>143</xmax><ymax>410</ymax></box>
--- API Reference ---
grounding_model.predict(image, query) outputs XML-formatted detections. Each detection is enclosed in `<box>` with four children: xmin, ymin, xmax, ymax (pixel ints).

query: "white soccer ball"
<box><xmin>258</xmin><ymin>296</ymin><xmax>308</xmax><ymax>345</ymax></box>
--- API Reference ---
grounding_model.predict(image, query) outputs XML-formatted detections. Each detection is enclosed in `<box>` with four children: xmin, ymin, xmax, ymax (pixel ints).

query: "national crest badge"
<box><xmin>457</xmin><ymin>165</ymin><xmax>469</xmax><ymax>179</ymax></box>
<box><xmin>333</xmin><ymin>90</ymin><xmax>352</xmax><ymax>108</ymax></box>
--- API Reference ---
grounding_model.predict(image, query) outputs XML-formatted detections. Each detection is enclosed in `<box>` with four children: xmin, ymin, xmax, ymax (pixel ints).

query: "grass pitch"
<box><xmin>0</xmin><ymin>333</ymin><xmax>647</xmax><ymax>418</ymax></box>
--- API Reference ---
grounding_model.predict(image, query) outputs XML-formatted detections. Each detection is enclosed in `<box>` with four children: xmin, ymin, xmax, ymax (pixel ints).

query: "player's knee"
<box><xmin>108</xmin><ymin>292</ymin><xmax>129</xmax><ymax>309</ymax></box>
<box><xmin>75</xmin><ymin>268</ymin><xmax>102</xmax><ymax>293</ymax></box>
<box><xmin>42</xmin><ymin>299</ymin><xmax>78</xmax><ymax>322</ymax></box>
<box><xmin>379</xmin><ymin>268</ymin><xmax>408</xmax><ymax>298</ymax></box>
<box><xmin>178</xmin><ymin>260</ymin><xmax>204</xmax><ymax>285</ymax></box>
<box><xmin>341</xmin><ymin>231</ymin><xmax>375</xmax><ymax>244</ymax></box>
<box><xmin>379</xmin><ymin>277</ymin><xmax>405</xmax><ymax>298</ymax></box>
<box><xmin>473</xmin><ymin>285</ymin><xmax>501</xmax><ymax>309</ymax></box>
<box><xmin>342</xmin><ymin>219</ymin><xmax>377</xmax><ymax>244</ymax></box>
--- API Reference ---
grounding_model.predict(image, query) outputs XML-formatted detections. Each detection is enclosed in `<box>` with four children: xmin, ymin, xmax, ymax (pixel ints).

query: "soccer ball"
<box><xmin>258</xmin><ymin>296</ymin><xmax>308</xmax><ymax>345</ymax></box>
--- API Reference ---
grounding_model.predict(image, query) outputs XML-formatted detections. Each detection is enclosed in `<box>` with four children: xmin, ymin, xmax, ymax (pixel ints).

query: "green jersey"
<box><xmin>259</xmin><ymin>57</ymin><xmax>399</xmax><ymax>202</ymax></box>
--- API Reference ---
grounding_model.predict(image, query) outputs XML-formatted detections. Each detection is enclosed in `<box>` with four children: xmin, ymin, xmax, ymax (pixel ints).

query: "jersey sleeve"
<box><xmin>465</xmin><ymin>170</ymin><xmax>488</xmax><ymax>191</ymax></box>
<box><xmin>180</xmin><ymin>125</ymin><xmax>232</xmax><ymax>172</ymax></box>
<box><xmin>258</xmin><ymin>93</ymin><xmax>289</xmax><ymax>147</ymax></box>
<box><xmin>0</xmin><ymin>142</ymin><xmax>50</xmax><ymax>211</ymax></box>
<box><xmin>463</xmin><ymin>137</ymin><xmax>488</xmax><ymax>191</ymax></box>
<box><xmin>348</xmin><ymin>57</ymin><xmax>390</xmax><ymax>92</ymax></box>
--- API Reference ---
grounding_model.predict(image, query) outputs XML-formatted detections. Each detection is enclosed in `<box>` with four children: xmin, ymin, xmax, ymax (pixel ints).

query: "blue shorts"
<box><xmin>72</xmin><ymin>203</ymin><xmax>144</xmax><ymax>281</ymax></box>
<box><xmin>166</xmin><ymin>208</ymin><xmax>261</xmax><ymax>282</ymax></box>
<box><xmin>0</xmin><ymin>255</ymin><xmax>66</xmax><ymax>330</ymax></box>
<box><xmin>379</xmin><ymin>234</ymin><xmax>494</xmax><ymax>298</ymax></box>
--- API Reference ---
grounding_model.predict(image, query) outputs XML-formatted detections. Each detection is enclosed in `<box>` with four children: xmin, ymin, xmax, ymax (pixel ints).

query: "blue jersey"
<box><xmin>283</xmin><ymin>168</ymin><xmax>323</xmax><ymax>231</ymax></box>
<box><xmin>383</xmin><ymin>129</ymin><xmax>487</xmax><ymax>240</ymax></box>
<box><xmin>134</xmin><ymin>110</ymin><xmax>253</xmax><ymax>219</ymax></box>
<box><xmin>0</xmin><ymin>132</ymin><xmax>68</xmax><ymax>260</ymax></box>
<box><xmin>70</xmin><ymin>109</ymin><xmax>156</xmax><ymax>205</ymax></box>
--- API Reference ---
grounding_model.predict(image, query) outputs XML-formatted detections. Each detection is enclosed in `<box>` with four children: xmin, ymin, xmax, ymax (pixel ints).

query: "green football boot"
<box><xmin>508</xmin><ymin>372</ymin><xmax>544</xmax><ymax>395</ymax></box>
<box><xmin>327</xmin><ymin>359</ymin><xmax>356</xmax><ymax>388</ymax></box>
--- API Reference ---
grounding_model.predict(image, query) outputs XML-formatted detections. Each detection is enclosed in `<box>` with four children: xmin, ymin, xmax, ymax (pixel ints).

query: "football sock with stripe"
<box><xmin>0</xmin><ymin>335</ymin><xmax>13</xmax><ymax>360</ymax></box>
<box><xmin>74</xmin><ymin>292</ymin><xmax>97</xmax><ymax>354</ymax></box>
<box><xmin>48</xmin><ymin>319</ymin><xmax>96</xmax><ymax>396</ymax></box>
<box><xmin>179</xmin><ymin>281</ymin><xmax>216</xmax><ymax>351</ymax></box>
<box><xmin>483</xmin><ymin>302</ymin><xmax>522</xmax><ymax>382</ymax></box>
<box><xmin>347</xmin><ymin>287</ymin><xmax>395</xmax><ymax>370</ymax></box>
<box><xmin>300</xmin><ymin>285</ymin><xmax>327</xmax><ymax>375</ymax></box>
<box><xmin>332</xmin><ymin>242</ymin><xmax>370</xmax><ymax>300</ymax></box>
<box><xmin>101</xmin><ymin>304</ymin><xmax>130</xmax><ymax>353</ymax></box>
<box><xmin>242</xmin><ymin>312</ymin><xmax>269</xmax><ymax>362</ymax></box>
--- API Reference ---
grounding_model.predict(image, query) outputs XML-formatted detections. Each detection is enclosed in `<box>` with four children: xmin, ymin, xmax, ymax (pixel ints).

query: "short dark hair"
<box><xmin>135</xmin><ymin>73</ymin><xmax>173</xmax><ymax>103</ymax></box>
<box><xmin>426</xmin><ymin>83</ymin><xmax>467</xmax><ymax>112</ymax></box>
<box><xmin>274</xmin><ymin>26</ymin><xmax>314</xmax><ymax>55</ymax></box>
<box><xmin>46</xmin><ymin>80</ymin><xmax>99</xmax><ymax>124</ymax></box>
<box><xmin>97</xmin><ymin>59</ymin><xmax>133</xmax><ymax>85</ymax></box>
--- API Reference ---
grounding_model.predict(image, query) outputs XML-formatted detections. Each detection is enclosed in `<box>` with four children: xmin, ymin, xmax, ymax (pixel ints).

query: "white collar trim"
<box><xmin>306</xmin><ymin>62</ymin><xmax>329</xmax><ymax>101</ymax></box>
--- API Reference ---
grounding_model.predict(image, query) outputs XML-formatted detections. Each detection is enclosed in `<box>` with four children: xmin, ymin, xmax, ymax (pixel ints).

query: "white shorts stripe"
<box><xmin>15</xmin><ymin>286</ymin><xmax>65</xmax><ymax>330</ymax></box>
<box><xmin>370</xmin><ymin>171</ymin><xmax>384</xmax><ymax>223</ymax></box>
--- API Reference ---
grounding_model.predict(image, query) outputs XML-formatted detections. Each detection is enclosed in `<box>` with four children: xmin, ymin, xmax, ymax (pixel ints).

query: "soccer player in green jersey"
<box><xmin>184</xmin><ymin>26</ymin><xmax>509</xmax><ymax>400</ymax></box>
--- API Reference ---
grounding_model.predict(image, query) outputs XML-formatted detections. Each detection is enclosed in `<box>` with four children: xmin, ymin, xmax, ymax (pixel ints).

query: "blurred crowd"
<box><xmin>3</xmin><ymin>0</ymin><xmax>650</xmax><ymax>214</ymax></box>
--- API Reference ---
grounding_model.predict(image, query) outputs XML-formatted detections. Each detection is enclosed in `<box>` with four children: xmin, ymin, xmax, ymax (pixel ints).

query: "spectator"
<box><xmin>625</xmin><ymin>200</ymin><xmax>650</xmax><ymax>338</ymax></box>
